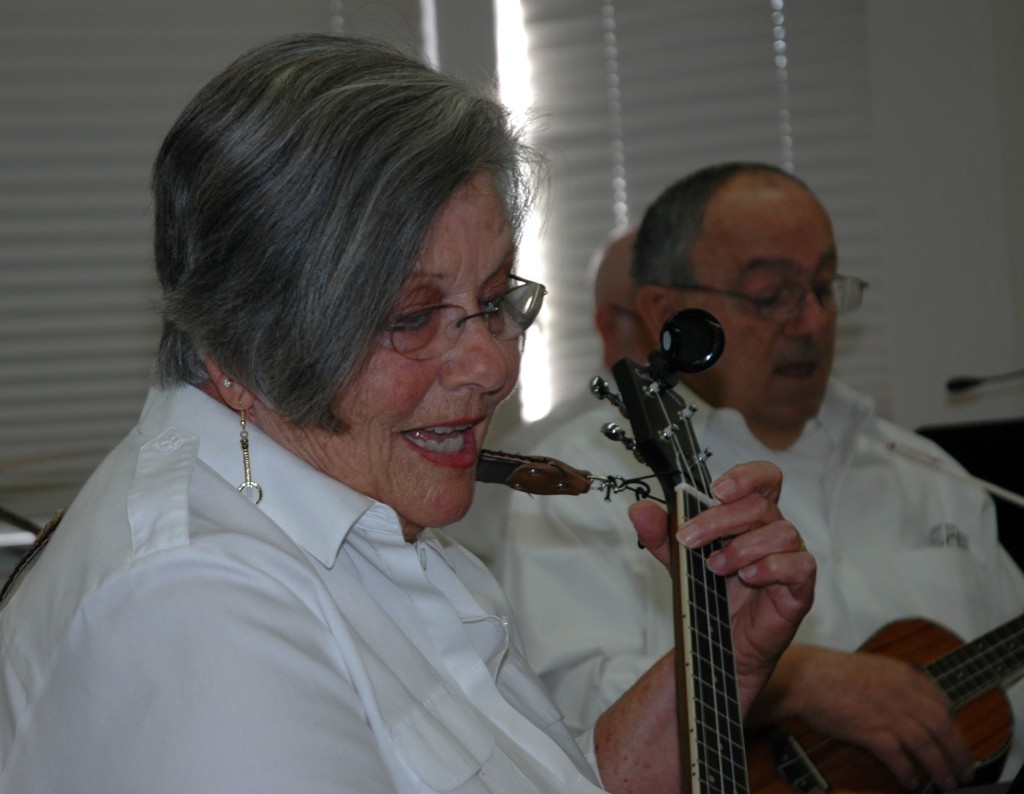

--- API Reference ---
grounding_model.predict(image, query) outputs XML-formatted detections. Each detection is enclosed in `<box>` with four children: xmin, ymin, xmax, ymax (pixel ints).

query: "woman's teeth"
<box><xmin>406</xmin><ymin>425</ymin><xmax>470</xmax><ymax>453</ymax></box>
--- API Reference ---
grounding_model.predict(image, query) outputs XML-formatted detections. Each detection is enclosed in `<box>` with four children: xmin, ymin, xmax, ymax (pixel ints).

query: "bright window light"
<box><xmin>495</xmin><ymin>0</ymin><xmax>552</xmax><ymax>422</ymax></box>
<box><xmin>419</xmin><ymin>0</ymin><xmax>439</xmax><ymax>69</ymax></box>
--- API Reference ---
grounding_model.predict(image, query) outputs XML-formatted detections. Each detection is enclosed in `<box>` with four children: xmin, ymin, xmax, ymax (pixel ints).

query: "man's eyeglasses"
<box><xmin>385</xmin><ymin>275</ymin><xmax>547</xmax><ymax>360</ymax></box>
<box><xmin>668</xmin><ymin>274</ymin><xmax>868</xmax><ymax>322</ymax></box>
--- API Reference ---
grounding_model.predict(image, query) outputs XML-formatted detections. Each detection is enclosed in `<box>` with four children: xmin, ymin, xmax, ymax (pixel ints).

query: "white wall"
<box><xmin>865</xmin><ymin>0</ymin><xmax>1024</xmax><ymax>430</ymax></box>
<box><xmin>483</xmin><ymin>0</ymin><xmax>1024</xmax><ymax>435</ymax></box>
<box><xmin>994</xmin><ymin>0</ymin><xmax>1024</xmax><ymax>383</ymax></box>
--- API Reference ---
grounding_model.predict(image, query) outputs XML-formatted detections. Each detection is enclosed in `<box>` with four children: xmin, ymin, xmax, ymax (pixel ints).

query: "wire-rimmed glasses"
<box><xmin>668</xmin><ymin>274</ymin><xmax>867</xmax><ymax>322</ymax></box>
<box><xmin>385</xmin><ymin>275</ymin><xmax>547</xmax><ymax>360</ymax></box>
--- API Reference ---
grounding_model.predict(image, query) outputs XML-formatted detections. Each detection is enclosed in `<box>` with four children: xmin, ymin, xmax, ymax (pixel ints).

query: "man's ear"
<box><xmin>593</xmin><ymin>305</ymin><xmax>618</xmax><ymax>347</ymax></box>
<box><xmin>633</xmin><ymin>286</ymin><xmax>677</xmax><ymax>348</ymax></box>
<box><xmin>203</xmin><ymin>358</ymin><xmax>257</xmax><ymax>412</ymax></box>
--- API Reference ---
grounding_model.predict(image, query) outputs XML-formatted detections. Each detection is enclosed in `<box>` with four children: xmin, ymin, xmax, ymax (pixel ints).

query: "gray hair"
<box><xmin>153</xmin><ymin>34</ymin><xmax>542</xmax><ymax>429</ymax></box>
<box><xmin>632</xmin><ymin>162</ymin><xmax>808</xmax><ymax>286</ymax></box>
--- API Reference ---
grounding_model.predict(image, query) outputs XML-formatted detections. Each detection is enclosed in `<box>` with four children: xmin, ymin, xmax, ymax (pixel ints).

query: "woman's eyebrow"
<box><xmin>485</xmin><ymin>245</ymin><xmax>518</xmax><ymax>282</ymax></box>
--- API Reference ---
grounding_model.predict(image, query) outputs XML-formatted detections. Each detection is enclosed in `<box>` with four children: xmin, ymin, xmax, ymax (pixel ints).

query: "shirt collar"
<box><xmin>673</xmin><ymin>378</ymin><xmax>853</xmax><ymax>451</ymax></box>
<box><xmin>138</xmin><ymin>386</ymin><xmax>379</xmax><ymax>567</ymax></box>
<box><xmin>815</xmin><ymin>377</ymin><xmax>876</xmax><ymax>451</ymax></box>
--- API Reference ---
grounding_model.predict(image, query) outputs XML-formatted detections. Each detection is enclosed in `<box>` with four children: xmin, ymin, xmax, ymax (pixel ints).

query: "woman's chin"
<box><xmin>431</xmin><ymin>492</ymin><xmax>474</xmax><ymax>530</ymax></box>
<box><xmin>399</xmin><ymin>481</ymin><xmax>475</xmax><ymax>539</ymax></box>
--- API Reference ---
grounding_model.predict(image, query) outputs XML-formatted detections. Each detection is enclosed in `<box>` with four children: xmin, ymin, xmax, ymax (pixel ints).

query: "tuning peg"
<box><xmin>601</xmin><ymin>422</ymin><xmax>636</xmax><ymax>450</ymax></box>
<box><xmin>590</xmin><ymin>376</ymin><xmax>626</xmax><ymax>414</ymax></box>
<box><xmin>598</xmin><ymin>420</ymin><xmax>638</xmax><ymax>456</ymax></box>
<box><xmin>606</xmin><ymin>422</ymin><xmax>645</xmax><ymax>465</ymax></box>
<box><xmin>657</xmin><ymin>423</ymin><xmax>677</xmax><ymax>442</ymax></box>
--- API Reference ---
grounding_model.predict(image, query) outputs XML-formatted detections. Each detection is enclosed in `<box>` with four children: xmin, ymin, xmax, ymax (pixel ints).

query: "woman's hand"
<box><xmin>595</xmin><ymin>461</ymin><xmax>814</xmax><ymax>793</ymax></box>
<box><xmin>627</xmin><ymin>459</ymin><xmax>816</xmax><ymax>715</ymax></box>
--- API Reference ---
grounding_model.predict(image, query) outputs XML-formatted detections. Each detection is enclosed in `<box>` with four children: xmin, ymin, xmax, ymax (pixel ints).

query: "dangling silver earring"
<box><xmin>236</xmin><ymin>410</ymin><xmax>263</xmax><ymax>505</ymax></box>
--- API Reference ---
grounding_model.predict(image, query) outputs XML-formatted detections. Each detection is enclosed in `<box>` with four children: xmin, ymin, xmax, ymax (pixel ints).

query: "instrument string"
<box><xmin>675</xmin><ymin>404</ymin><xmax>748</xmax><ymax>792</ymax></box>
<box><xmin>606</xmin><ymin>361</ymin><xmax>751</xmax><ymax>793</ymax></box>
<box><xmin>771</xmin><ymin>615</ymin><xmax>1024</xmax><ymax>787</ymax></box>
<box><xmin>930</xmin><ymin>614</ymin><xmax>1024</xmax><ymax>703</ymax></box>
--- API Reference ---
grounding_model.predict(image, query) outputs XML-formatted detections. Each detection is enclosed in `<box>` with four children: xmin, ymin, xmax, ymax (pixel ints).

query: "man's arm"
<box><xmin>747</xmin><ymin>642</ymin><xmax>975</xmax><ymax>791</ymax></box>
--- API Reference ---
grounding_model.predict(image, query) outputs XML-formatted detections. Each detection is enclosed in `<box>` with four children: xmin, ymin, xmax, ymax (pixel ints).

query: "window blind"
<box><xmin>515</xmin><ymin>0</ymin><xmax>890</xmax><ymax>425</ymax></box>
<box><xmin>0</xmin><ymin>0</ymin><xmax>424</xmax><ymax>526</ymax></box>
<box><xmin>1</xmin><ymin>0</ymin><xmax>891</xmax><ymax>527</ymax></box>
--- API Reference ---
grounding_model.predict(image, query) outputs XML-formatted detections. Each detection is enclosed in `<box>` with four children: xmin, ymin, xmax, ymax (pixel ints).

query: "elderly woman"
<box><xmin>0</xmin><ymin>34</ymin><xmax>814</xmax><ymax>793</ymax></box>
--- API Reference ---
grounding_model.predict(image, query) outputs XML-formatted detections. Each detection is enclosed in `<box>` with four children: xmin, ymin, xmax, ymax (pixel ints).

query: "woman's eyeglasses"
<box><xmin>385</xmin><ymin>275</ymin><xmax>547</xmax><ymax>360</ymax></box>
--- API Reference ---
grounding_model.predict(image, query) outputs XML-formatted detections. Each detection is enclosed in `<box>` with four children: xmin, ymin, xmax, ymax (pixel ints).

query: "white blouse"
<box><xmin>0</xmin><ymin>385</ymin><xmax>603</xmax><ymax>793</ymax></box>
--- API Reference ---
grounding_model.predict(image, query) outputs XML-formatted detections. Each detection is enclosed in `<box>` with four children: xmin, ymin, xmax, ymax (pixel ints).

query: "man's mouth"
<box><xmin>403</xmin><ymin>424</ymin><xmax>473</xmax><ymax>453</ymax></box>
<box><xmin>775</xmin><ymin>360</ymin><xmax>817</xmax><ymax>378</ymax></box>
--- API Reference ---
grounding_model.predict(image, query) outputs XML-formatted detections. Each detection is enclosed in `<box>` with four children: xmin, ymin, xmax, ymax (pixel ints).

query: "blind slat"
<box><xmin>516</xmin><ymin>0</ymin><xmax>890</xmax><ymax>422</ymax></box>
<box><xmin>0</xmin><ymin>0</ymin><xmax>336</xmax><ymax>524</ymax></box>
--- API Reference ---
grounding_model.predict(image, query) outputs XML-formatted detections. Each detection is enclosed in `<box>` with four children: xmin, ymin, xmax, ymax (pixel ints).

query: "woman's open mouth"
<box><xmin>404</xmin><ymin>424</ymin><xmax>472</xmax><ymax>453</ymax></box>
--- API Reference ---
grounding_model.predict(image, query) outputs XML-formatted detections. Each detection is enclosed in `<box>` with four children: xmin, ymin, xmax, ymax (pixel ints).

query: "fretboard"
<box><xmin>929</xmin><ymin>613</ymin><xmax>1024</xmax><ymax>707</ymax></box>
<box><xmin>677</xmin><ymin>486</ymin><xmax>750</xmax><ymax>794</ymax></box>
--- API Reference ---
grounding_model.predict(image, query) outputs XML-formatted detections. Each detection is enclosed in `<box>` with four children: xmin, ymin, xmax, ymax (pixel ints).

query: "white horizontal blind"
<box><xmin>778</xmin><ymin>1</ymin><xmax>890</xmax><ymax>405</ymax></box>
<box><xmin>1</xmin><ymin>0</ymin><xmax>892</xmax><ymax>525</ymax></box>
<box><xmin>518</xmin><ymin>0</ymin><xmax>890</xmax><ymax>421</ymax></box>
<box><xmin>0</xmin><ymin>1</ymin><xmax>362</xmax><ymax>526</ymax></box>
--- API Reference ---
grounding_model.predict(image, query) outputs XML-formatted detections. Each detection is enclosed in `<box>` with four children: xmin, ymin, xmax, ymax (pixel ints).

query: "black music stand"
<box><xmin>917</xmin><ymin>418</ymin><xmax>1024</xmax><ymax>570</ymax></box>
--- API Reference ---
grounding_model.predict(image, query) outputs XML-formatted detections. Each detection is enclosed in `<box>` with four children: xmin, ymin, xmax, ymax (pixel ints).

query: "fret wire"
<box><xmin>685</xmin><ymin>519</ymin><xmax>746</xmax><ymax>789</ymax></box>
<box><xmin>689</xmin><ymin>530</ymin><xmax>722</xmax><ymax>785</ymax></box>
<box><xmin>678</xmin><ymin>406</ymin><xmax>749</xmax><ymax>793</ymax></box>
<box><xmin>928</xmin><ymin>615</ymin><xmax>1024</xmax><ymax>705</ymax></box>
<box><xmin>655</xmin><ymin>380</ymin><xmax>749</xmax><ymax>793</ymax></box>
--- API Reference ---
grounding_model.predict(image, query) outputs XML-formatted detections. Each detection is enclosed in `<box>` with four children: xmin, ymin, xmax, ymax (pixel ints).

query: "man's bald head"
<box><xmin>591</xmin><ymin>226</ymin><xmax>656</xmax><ymax>368</ymax></box>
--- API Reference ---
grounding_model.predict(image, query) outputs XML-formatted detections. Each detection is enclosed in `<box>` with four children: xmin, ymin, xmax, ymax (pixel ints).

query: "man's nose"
<box><xmin>784</xmin><ymin>288</ymin><xmax>833</xmax><ymax>333</ymax></box>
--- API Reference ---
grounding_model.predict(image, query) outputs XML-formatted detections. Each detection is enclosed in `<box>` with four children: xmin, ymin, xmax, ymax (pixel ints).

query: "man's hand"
<box><xmin>753</xmin><ymin>644</ymin><xmax>975</xmax><ymax>791</ymax></box>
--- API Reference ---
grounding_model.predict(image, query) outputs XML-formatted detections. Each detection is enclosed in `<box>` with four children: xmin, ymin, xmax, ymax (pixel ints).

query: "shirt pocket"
<box><xmin>890</xmin><ymin>545</ymin><xmax>991</xmax><ymax>633</ymax></box>
<box><xmin>846</xmin><ymin>545</ymin><xmax>989</xmax><ymax>630</ymax></box>
<box><xmin>390</xmin><ymin>680</ymin><xmax>495</xmax><ymax>791</ymax></box>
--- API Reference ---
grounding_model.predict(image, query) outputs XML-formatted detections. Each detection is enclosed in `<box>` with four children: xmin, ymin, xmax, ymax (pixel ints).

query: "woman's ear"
<box><xmin>203</xmin><ymin>358</ymin><xmax>256</xmax><ymax>412</ymax></box>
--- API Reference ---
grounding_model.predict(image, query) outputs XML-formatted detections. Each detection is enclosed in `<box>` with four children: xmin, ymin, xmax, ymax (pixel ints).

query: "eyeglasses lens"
<box><xmin>390</xmin><ymin>279</ymin><xmax>545</xmax><ymax>360</ymax></box>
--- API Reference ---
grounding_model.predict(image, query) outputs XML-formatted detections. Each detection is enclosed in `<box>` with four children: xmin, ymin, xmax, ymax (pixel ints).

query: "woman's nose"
<box><xmin>442</xmin><ymin>313</ymin><xmax>517</xmax><ymax>393</ymax></box>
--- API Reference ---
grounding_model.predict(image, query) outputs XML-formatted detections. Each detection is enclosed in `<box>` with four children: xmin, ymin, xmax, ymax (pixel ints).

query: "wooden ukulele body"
<box><xmin>746</xmin><ymin>618</ymin><xmax>1012</xmax><ymax>793</ymax></box>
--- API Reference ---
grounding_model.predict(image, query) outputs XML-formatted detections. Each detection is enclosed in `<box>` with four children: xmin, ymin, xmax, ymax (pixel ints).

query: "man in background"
<box><xmin>589</xmin><ymin>226</ymin><xmax>654</xmax><ymax>369</ymax></box>
<box><xmin>493</xmin><ymin>162</ymin><xmax>1024</xmax><ymax>790</ymax></box>
<box><xmin>446</xmin><ymin>225</ymin><xmax>653</xmax><ymax>565</ymax></box>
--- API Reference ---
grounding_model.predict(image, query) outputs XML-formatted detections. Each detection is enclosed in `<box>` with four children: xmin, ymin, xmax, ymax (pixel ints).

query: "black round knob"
<box><xmin>659</xmin><ymin>309</ymin><xmax>725</xmax><ymax>373</ymax></box>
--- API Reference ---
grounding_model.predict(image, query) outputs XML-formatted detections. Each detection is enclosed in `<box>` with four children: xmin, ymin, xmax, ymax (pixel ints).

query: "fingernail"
<box><xmin>711</xmin><ymin>476</ymin><xmax>737</xmax><ymax>500</ymax></box>
<box><xmin>677</xmin><ymin>519</ymin><xmax>699</xmax><ymax>547</ymax></box>
<box><xmin>707</xmin><ymin>553</ymin><xmax>727</xmax><ymax>574</ymax></box>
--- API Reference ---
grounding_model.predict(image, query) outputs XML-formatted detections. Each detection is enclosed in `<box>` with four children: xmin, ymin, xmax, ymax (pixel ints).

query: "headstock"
<box><xmin>594</xmin><ymin>309</ymin><xmax>750</xmax><ymax>794</ymax></box>
<box><xmin>594</xmin><ymin>308</ymin><xmax>724</xmax><ymax>515</ymax></box>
